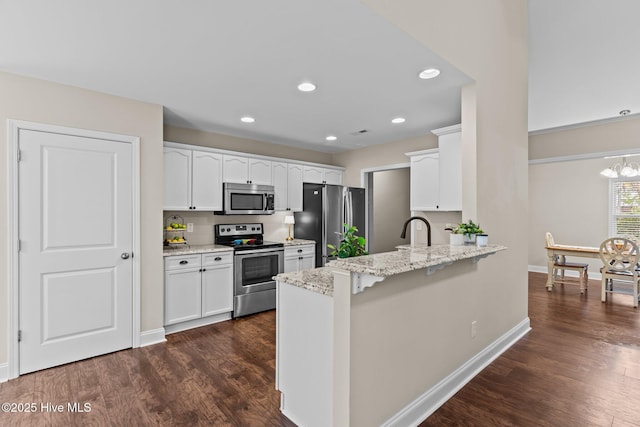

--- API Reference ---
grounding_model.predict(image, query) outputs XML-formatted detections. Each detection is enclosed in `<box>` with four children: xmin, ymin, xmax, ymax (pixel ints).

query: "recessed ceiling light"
<box><xmin>240</xmin><ymin>116</ymin><xmax>255</xmax><ymax>123</ymax></box>
<box><xmin>298</xmin><ymin>82</ymin><xmax>317</xmax><ymax>92</ymax></box>
<box><xmin>325</xmin><ymin>135</ymin><xmax>337</xmax><ymax>141</ymax></box>
<box><xmin>391</xmin><ymin>117</ymin><xmax>406</xmax><ymax>124</ymax></box>
<box><xmin>418</xmin><ymin>68</ymin><xmax>441</xmax><ymax>79</ymax></box>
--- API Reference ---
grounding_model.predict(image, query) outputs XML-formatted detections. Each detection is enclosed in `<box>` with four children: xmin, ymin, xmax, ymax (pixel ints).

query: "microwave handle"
<box><xmin>264</xmin><ymin>193</ymin><xmax>268</xmax><ymax>211</ymax></box>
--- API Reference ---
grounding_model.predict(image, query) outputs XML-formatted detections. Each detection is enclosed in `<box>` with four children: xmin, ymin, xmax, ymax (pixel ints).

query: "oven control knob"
<box><xmin>226</xmin><ymin>228</ymin><xmax>231</xmax><ymax>232</ymax></box>
<box><xmin>252</xmin><ymin>227</ymin><xmax>256</xmax><ymax>231</ymax></box>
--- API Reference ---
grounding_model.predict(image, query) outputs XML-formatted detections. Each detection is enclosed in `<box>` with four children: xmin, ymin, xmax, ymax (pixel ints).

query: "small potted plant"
<box><xmin>327</xmin><ymin>224</ymin><xmax>368</xmax><ymax>258</ymax></box>
<box><xmin>457</xmin><ymin>220</ymin><xmax>483</xmax><ymax>244</ymax></box>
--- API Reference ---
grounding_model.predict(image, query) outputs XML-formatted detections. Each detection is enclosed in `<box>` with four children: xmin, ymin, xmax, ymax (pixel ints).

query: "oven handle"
<box><xmin>235</xmin><ymin>247</ymin><xmax>284</xmax><ymax>256</ymax></box>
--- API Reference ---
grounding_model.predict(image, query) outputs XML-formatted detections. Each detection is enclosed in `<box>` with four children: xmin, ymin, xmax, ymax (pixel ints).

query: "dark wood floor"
<box><xmin>1</xmin><ymin>272</ymin><xmax>639</xmax><ymax>426</ymax></box>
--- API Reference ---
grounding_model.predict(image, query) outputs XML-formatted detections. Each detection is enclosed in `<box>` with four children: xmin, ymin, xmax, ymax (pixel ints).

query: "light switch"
<box><xmin>187</xmin><ymin>223</ymin><xmax>194</xmax><ymax>233</ymax></box>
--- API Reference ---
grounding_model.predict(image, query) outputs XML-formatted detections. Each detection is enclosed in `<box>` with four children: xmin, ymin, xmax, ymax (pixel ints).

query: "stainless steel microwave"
<box><xmin>217</xmin><ymin>182</ymin><xmax>275</xmax><ymax>215</ymax></box>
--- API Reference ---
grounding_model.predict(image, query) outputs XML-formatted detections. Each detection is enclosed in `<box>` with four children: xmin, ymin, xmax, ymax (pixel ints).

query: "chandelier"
<box><xmin>600</xmin><ymin>156</ymin><xmax>640</xmax><ymax>178</ymax></box>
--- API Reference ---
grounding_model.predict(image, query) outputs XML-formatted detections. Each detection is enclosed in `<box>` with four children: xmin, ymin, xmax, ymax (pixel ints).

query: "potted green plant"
<box><xmin>457</xmin><ymin>220</ymin><xmax>483</xmax><ymax>244</ymax></box>
<box><xmin>327</xmin><ymin>224</ymin><xmax>368</xmax><ymax>258</ymax></box>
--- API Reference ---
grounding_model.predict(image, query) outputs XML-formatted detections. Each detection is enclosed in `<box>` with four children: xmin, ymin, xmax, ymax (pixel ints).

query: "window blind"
<box><xmin>610</xmin><ymin>178</ymin><xmax>640</xmax><ymax>238</ymax></box>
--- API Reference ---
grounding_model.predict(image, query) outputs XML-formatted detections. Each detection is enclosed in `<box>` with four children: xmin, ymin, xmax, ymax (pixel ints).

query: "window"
<box><xmin>609</xmin><ymin>178</ymin><xmax>640</xmax><ymax>238</ymax></box>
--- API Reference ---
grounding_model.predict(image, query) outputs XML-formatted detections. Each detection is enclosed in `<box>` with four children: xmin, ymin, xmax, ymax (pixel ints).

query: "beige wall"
<box><xmin>371</xmin><ymin>168</ymin><xmax>411</xmax><ymax>253</ymax></box>
<box><xmin>528</xmin><ymin>158</ymin><xmax>610</xmax><ymax>273</ymax></box>
<box><xmin>0</xmin><ymin>71</ymin><xmax>165</xmax><ymax>366</ymax></box>
<box><xmin>164</xmin><ymin>125</ymin><xmax>333</xmax><ymax>165</ymax></box>
<box><xmin>350</xmin><ymin>0</ymin><xmax>528</xmax><ymax>424</ymax></box>
<box><xmin>527</xmin><ymin>116</ymin><xmax>640</xmax><ymax>273</ymax></box>
<box><xmin>529</xmin><ymin>116</ymin><xmax>640</xmax><ymax>160</ymax></box>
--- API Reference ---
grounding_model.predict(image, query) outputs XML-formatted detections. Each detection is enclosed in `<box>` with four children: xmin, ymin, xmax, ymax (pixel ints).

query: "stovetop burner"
<box><xmin>214</xmin><ymin>223</ymin><xmax>284</xmax><ymax>252</ymax></box>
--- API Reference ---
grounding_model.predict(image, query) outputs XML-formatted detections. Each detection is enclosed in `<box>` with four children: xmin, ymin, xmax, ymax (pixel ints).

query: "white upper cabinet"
<box><xmin>287</xmin><ymin>163</ymin><xmax>304</xmax><ymax>211</ymax></box>
<box><xmin>436</xmin><ymin>126</ymin><xmax>462</xmax><ymax>211</ymax></box>
<box><xmin>249</xmin><ymin>158</ymin><xmax>272</xmax><ymax>185</ymax></box>
<box><xmin>223</xmin><ymin>154</ymin><xmax>272</xmax><ymax>185</ymax></box>
<box><xmin>406</xmin><ymin>124</ymin><xmax>461</xmax><ymax>212</ymax></box>
<box><xmin>272</xmin><ymin>162</ymin><xmax>304</xmax><ymax>211</ymax></box>
<box><xmin>192</xmin><ymin>150</ymin><xmax>223</xmax><ymax>211</ymax></box>
<box><xmin>164</xmin><ymin>147</ymin><xmax>222</xmax><ymax>211</ymax></box>
<box><xmin>272</xmin><ymin>161</ymin><xmax>288</xmax><ymax>210</ymax></box>
<box><xmin>408</xmin><ymin>150</ymin><xmax>440</xmax><ymax>211</ymax></box>
<box><xmin>303</xmin><ymin>165</ymin><xmax>343</xmax><ymax>185</ymax></box>
<box><xmin>164</xmin><ymin>147</ymin><xmax>192</xmax><ymax>210</ymax></box>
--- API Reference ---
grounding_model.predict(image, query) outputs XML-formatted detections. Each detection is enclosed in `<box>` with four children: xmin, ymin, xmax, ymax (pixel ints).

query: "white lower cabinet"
<box><xmin>284</xmin><ymin>244</ymin><xmax>315</xmax><ymax>273</ymax></box>
<box><xmin>164</xmin><ymin>252</ymin><xmax>233</xmax><ymax>329</ymax></box>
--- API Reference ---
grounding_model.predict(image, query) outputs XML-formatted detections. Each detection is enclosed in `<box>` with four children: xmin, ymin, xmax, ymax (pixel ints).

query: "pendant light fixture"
<box><xmin>600</xmin><ymin>156</ymin><xmax>640</xmax><ymax>178</ymax></box>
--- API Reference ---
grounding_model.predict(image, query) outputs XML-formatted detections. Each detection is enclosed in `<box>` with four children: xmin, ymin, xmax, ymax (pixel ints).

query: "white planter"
<box><xmin>450</xmin><ymin>234</ymin><xmax>465</xmax><ymax>246</ymax></box>
<box><xmin>463</xmin><ymin>233</ymin><xmax>476</xmax><ymax>244</ymax></box>
<box><xmin>476</xmin><ymin>234</ymin><xmax>489</xmax><ymax>247</ymax></box>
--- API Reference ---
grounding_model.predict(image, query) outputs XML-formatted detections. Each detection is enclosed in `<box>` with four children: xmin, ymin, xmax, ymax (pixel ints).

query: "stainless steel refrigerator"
<box><xmin>294</xmin><ymin>183</ymin><xmax>366</xmax><ymax>267</ymax></box>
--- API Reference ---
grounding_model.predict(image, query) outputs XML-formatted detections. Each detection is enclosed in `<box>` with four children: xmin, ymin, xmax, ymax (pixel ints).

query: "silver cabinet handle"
<box><xmin>121</xmin><ymin>253</ymin><xmax>130</xmax><ymax>260</ymax></box>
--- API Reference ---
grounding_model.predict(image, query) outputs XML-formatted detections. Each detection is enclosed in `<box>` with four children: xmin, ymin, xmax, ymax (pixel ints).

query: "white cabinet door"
<box><xmin>299</xmin><ymin>254</ymin><xmax>315</xmax><ymax>271</ymax></box>
<box><xmin>284</xmin><ymin>244</ymin><xmax>315</xmax><ymax>272</ymax></box>
<box><xmin>437</xmin><ymin>132</ymin><xmax>462</xmax><ymax>211</ymax></box>
<box><xmin>303</xmin><ymin>165</ymin><xmax>324</xmax><ymax>184</ymax></box>
<box><xmin>287</xmin><ymin>163</ymin><xmax>304</xmax><ymax>211</ymax></box>
<box><xmin>201</xmin><ymin>263</ymin><xmax>234</xmax><ymax>317</ymax></box>
<box><xmin>192</xmin><ymin>150</ymin><xmax>223</xmax><ymax>211</ymax></box>
<box><xmin>410</xmin><ymin>152</ymin><xmax>439</xmax><ymax>211</ymax></box>
<box><xmin>165</xmin><ymin>267</ymin><xmax>202</xmax><ymax>325</ymax></box>
<box><xmin>272</xmin><ymin>161</ymin><xmax>288</xmax><ymax>211</ymax></box>
<box><xmin>324</xmin><ymin>169</ymin><xmax>343</xmax><ymax>185</ymax></box>
<box><xmin>249</xmin><ymin>158</ymin><xmax>272</xmax><ymax>185</ymax></box>
<box><xmin>223</xmin><ymin>154</ymin><xmax>249</xmax><ymax>183</ymax></box>
<box><xmin>163</xmin><ymin>147</ymin><xmax>192</xmax><ymax>210</ymax></box>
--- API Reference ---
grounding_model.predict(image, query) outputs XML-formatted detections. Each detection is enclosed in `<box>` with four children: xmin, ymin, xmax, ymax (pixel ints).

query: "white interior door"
<box><xmin>18</xmin><ymin>129</ymin><xmax>133</xmax><ymax>374</ymax></box>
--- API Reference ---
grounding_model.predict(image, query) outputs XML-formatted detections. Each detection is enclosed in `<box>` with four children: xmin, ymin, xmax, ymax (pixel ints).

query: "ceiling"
<box><xmin>1</xmin><ymin>1</ymin><xmax>637</xmax><ymax>152</ymax></box>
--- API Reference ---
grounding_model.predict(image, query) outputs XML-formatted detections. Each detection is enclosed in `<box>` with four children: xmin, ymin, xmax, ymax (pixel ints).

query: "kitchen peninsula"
<box><xmin>275</xmin><ymin>243</ymin><xmax>516</xmax><ymax>427</ymax></box>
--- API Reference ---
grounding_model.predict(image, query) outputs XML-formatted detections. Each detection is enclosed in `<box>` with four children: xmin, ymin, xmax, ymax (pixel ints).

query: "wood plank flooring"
<box><xmin>0</xmin><ymin>272</ymin><xmax>638</xmax><ymax>426</ymax></box>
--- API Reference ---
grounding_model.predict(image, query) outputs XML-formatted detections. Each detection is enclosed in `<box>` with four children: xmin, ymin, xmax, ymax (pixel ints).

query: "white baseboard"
<box><xmin>139</xmin><ymin>328</ymin><xmax>166</xmax><ymax>347</ymax></box>
<box><xmin>0</xmin><ymin>362</ymin><xmax>8</xmax><ymax>383</ymax></box>
<box><xmin>528</xmin><ymin>264</ymin><xmax>602</xmax><ymax>280</ymax></box>
<box><xmin>383</xmin><ymin>317</ymin><xmax>531</xmax><ymax>427</ymax></box>
<box><xmin>164</xmin><ymin>312</ymin><xmax>232</xmax><ymax>335</ymax></box>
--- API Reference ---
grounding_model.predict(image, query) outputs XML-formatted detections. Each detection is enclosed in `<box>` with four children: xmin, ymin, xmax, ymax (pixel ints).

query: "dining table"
<box><xmin>545</xmin><ymin>243</ymin><xmax>600</xmax><ymax>290</ymax></box>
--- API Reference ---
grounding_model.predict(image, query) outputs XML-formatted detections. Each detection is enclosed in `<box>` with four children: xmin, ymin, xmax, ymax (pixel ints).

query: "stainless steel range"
<box><xmin>215</xmin><ymin>223</ymin><xmax>283</xmax><ymax>318</ymax></box>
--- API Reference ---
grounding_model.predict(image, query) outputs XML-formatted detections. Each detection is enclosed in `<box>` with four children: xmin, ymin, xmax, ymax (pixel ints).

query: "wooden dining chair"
<box><xmin>545</xmin><ymin>232</ymin><xmax>589</xmax><ymax>293</ymax></box>
<box><xmin>599</xmin><ymin>237</ymin><xmax>640</xmax><ymax>307</ymax></box>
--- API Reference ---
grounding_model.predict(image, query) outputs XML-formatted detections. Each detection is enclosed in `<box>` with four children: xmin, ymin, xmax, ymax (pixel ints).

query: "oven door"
<box><xmin>234</xmin><ymin>248</ymin><xmax>284</xmax><ymax>295</ymax></box>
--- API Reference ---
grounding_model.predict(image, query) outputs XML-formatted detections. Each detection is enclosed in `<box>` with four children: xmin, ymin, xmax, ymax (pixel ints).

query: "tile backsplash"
<box><xmin>164</xmin><ymin>211</ymin><xmax>294</xmax><ymax>245</ymax></box>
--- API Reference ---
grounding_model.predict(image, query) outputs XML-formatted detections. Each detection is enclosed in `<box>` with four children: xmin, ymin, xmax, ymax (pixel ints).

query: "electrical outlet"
<box><xmin>187</xmin><ymin>223</ymin><xmax>194</xmax><ymax>233</ymax></box>
<box><xmin>471</xmin><ymin>320</ymin><xmax>477</xmax><ymax>338</ymax></box>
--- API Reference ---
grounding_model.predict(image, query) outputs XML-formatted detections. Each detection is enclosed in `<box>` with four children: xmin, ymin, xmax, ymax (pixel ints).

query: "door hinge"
<box><xmin>17</xmin><ymin>239</ymin><xmax>21</xmax><ymax>252</ymax></box>
<box><xmin>18</xmin><ymin>330</ymin><xmax>22</xmax><ymax>342</ymax></box>
<box><xmin>17</xmin><ymin>149</ymin><xmax>21</xmax><ymax>162</ymax></box>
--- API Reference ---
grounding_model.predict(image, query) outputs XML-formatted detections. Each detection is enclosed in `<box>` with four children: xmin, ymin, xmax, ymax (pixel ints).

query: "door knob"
<box><xmin>121</xmin><ymin>253</ymin><xmax>130</xmax><ymax>259</ymax></box>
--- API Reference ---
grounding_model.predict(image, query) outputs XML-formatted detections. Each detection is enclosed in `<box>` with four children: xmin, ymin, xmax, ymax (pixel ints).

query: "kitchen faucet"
<box><xmin>400</xmin><ymin>216</ymin><xmax>432</xmax><ymax>246</ymax></box>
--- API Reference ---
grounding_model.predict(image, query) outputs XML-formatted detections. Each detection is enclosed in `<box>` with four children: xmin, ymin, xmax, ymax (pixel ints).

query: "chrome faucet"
<box><xmin>400</xmin><ymin>216</ymin><xmax>432</xmax><ymax>246</ymax></box>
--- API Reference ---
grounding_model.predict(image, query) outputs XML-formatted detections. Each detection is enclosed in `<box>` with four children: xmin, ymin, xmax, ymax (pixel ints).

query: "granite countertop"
<box><xmin>275</xmin><ymin>267</ymin><xmax>335</xmax><ymax>296</ymax></box>
<box><xmin>276</xmin><ymin>243</ymin><xmax>507</xmax><ymax>296</ymax></box>
<box><xmin>163</xmin><ymin>244</ymin><xmax>234</xmax><ymax>257</ymax></box>
<box><xmin>328</xmin><ymin>244</ymin><xmax>506</xmax><ymax>277</ymax></box>
<box><xmin>283</xmin><ymin>239</ymin><xmax>316</xmax><ymax>246</ymax></box>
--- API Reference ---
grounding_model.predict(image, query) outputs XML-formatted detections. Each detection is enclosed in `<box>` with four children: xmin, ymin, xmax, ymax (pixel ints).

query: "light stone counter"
<box><xmin>163</xmin><ymin>244</ymin><xmax>233</xmax><ymax>257</ymax></box>
<box><xmin>275</xmin><ymin>243</ymin><xmax>506</xmax><ymax>296</ymax></box>
<box><xmin>275</xmin><ymin>267</ymin><xmax>334</xmax><ymax>296</ymax></box>
<box><xmin>283</xmin><ymin>238</ymin><xmax>316</xmax><ymax>247</ymax></box>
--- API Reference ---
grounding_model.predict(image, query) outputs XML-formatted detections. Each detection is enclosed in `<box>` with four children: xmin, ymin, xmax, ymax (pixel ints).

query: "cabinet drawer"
<box><xmin>285</xmin><ymin>244</ymin><xmax>315</xmax><ymax>257</ymax></box>
<box><xmin>202</xmin><ymin>251</ymin><xmax>233</xmax><ymax>266</ymax></box>
<box><xmin>165</xmin><ymin>254</ymin><xmax>202</xmax><ymax>270</ymax></box>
